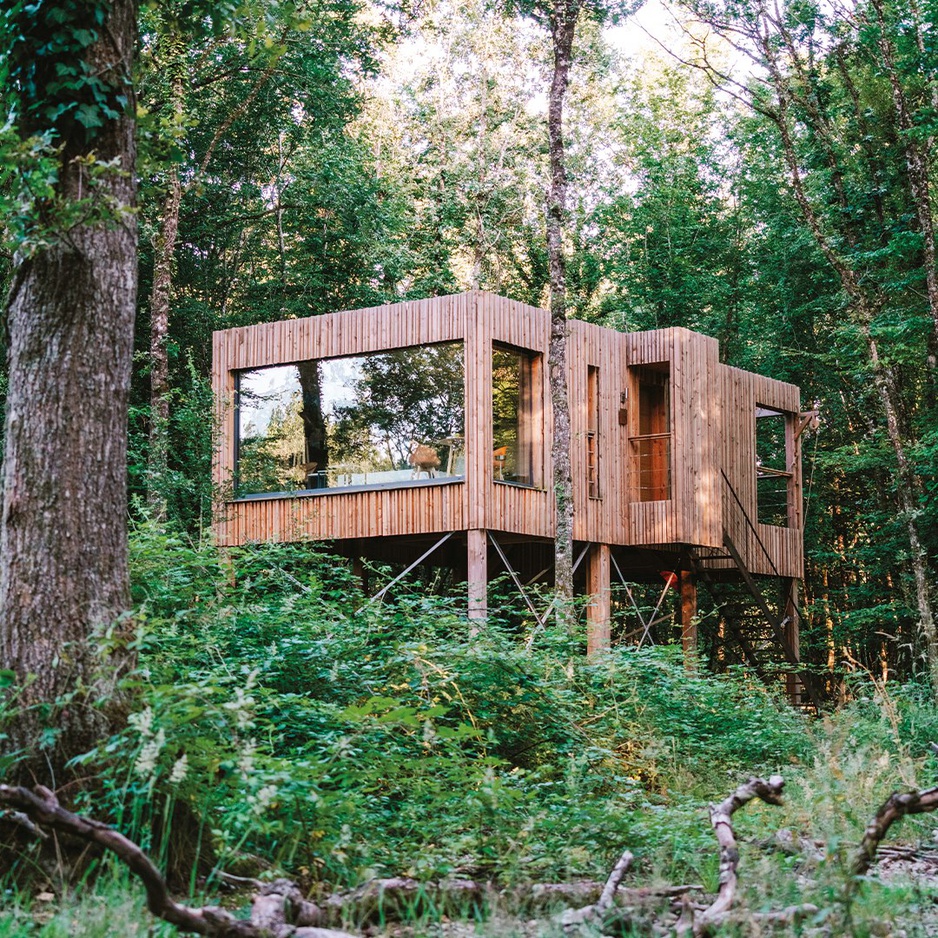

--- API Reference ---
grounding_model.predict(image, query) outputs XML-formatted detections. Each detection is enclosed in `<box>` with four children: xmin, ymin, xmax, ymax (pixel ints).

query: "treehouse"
<box><xmin>213</xmin><ymin>291</ymin><xmax>816</xmax><ymax>702</ymax></box>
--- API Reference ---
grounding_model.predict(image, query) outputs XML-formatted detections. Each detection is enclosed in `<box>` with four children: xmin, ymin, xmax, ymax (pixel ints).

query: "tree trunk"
<box><xmin>870</xmin><ymin>0</ymin><xmax>938</xmax><ymax>362</ymax></box>
<box><xmin>756</xmin><ymin>31</ymin><xmax>938</xmax><ymax>697</ymax></box>
<box><xmin>0</xmin><ymin>0</ymin><xmax>138</xmax><ymax>779</ymax></box>
<box><xmin>147</xmin><ymin>165</ymin><xmax>182</xmax><ymax>520</ymax></box>
<box><xmin>547</xmin><ymin>0</ymin><xmax>580</xmax><ymax>601</ymax></box>
<box><xmin>297</xmin><ymin>360</ymin><xmax>329</xmax><ymax>483</ymax></box>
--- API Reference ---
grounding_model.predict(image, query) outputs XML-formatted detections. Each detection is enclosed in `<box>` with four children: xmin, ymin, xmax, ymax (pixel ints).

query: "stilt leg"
<box><xmin>782</xmin><ymin>578</ymin><xmax>802</xmax><ymax>704</ymax></box>
<box><xmin>467</xmin><ymin>529</ymin><xmax>487</xmax><ymax>631</ymax></box>
<box><xmin>586</xmin><ymin>543</ymin><xmax>611</xmax><ymax>655</ymax></box>
<box><xmin>680</xmin><ymin>567</ymin><xmax>698</xmax><ymax>668</ymax></box>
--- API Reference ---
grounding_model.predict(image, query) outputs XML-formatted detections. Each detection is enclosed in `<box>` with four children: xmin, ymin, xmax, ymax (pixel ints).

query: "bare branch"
<box><xmin>697</xmin><ymin>775</ymin><xmax>786</xmax><ymax>930</ymax></box>
<box><xmin>597</xmin><ymin>849</ymin><xmax>634</xmax><ymax>913</ymax></box>
<box><xmin>853</xmin><ymin>785</ymin><xmax>938</xmax><ymax>876</ymax></box>
<box><xmin>0</xmin><ymin>785</ymin><xmax>357</xmax><ymax>938</ymax></box>
<box><xmin>558</xmin><ymin>849</ymin><xmax>633</xmax><ymax>930</ymax></box>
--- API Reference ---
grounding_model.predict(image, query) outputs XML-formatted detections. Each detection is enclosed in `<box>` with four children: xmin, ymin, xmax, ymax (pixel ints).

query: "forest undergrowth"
<box><xmin>2</xmin><ymin>522</ymin><xmax>938</xmax><ymax>936</ymax></box>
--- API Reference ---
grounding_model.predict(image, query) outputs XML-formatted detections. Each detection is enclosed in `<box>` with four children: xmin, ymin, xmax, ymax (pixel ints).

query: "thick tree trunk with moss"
<box><xmin>547</xmin><ymin>0</ymin><xmax>580</xmax><ymax>601</ymax></box>
<box><xmin>0</xmin><ymin>0</ymin><xmax>138</xmax><ymax>777</ymax></box>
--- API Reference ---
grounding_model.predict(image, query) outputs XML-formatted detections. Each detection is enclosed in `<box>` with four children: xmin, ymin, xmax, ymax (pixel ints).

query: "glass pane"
<box><xmin>492</xmin><ymin>346</ymin><xmax>540</xmax><ymax>487</ymax></box>
<box><xmin>629</xmin><ymin>364</ymin><xmax>671</xmax><ymax>502</ymax></box>
<box><xmin>632</xmin><ymin>436</ymin><xmax>671</xmax><ymax>501</ymax></box>
<box><xmin>235</xmin><ymin>343</ymin><xmax>465</xmax><ymax>497</ymax></box>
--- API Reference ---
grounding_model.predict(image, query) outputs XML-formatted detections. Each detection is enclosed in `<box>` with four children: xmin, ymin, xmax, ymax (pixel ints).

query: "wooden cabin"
<box><xmin>213</xmin><ymin>292</ymin><xmax>814</xmax><ymax>698</ymax></box>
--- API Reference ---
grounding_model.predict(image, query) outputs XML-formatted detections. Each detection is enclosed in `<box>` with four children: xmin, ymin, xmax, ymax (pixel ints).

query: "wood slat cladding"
<box><xmin>212</xmin><ymin>291</ymin><xmax>803</xmax><ymax>581</ymax></box>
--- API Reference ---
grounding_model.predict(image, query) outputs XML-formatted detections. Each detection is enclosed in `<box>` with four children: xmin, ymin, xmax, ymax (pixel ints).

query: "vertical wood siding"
<box><xmin>212</xmin><ymin>291</ymin><xmax>803</xmax><ymax>579</ymax></box>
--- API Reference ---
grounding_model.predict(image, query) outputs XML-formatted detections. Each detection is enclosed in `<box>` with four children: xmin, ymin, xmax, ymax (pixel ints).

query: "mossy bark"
<box><xmin>0</xmin><ymin>0</ymin><xmax>138</xmax><ymax>780</ymax></box>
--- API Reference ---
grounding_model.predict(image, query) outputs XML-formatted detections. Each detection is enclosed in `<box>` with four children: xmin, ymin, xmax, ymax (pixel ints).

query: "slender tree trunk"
<box><xmin>759</xmin><ymin>35</ymin><xmax>938</xmax><ymax>696</ymax></box>
<box><xmin>547</xmin><ymin>0</ymin><xmax>580</xmax><ymax>601</ymax></box>
<box><xmin>870</xmin><ymin>0</ymin><xmax>938</xmax><ymax>361</ymax></box>
<box><xmin>0</xmin><ymin>0</ymin><xmax>138</xmax><ymax>778</ymax></box>
<box><xmin>861</xmin><ymin>326</ymin><xmax>938</xmax><ymax>692</ymax></box>
<box><xmin>147</xmin><ymin>165</ymin><xmax>182</xmax><ymax>520</ymax></box>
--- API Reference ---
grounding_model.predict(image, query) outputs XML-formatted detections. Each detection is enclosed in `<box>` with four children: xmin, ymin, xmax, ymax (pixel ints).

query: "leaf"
<box><xmin>0</xmin><ymin>669</ymin><xmax>16</xmax><ymax>687</ymax></box>
<box><xmin>75</xmin><ymin>103</ymin><xmax>104</xmax><ymax>130</ymax></box>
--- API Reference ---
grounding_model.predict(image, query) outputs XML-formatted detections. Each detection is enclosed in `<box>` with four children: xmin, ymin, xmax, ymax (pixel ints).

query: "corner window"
<box><xmin>755</xmin><ymin>406</ymin><xmax>793</xmax><ymax>526</ymax></box>
<box><xmin>629</xmin><ymin>363</ymin><xmax>671</xmax><ymax>502</ymax></box>
<box><xmin>492</xmin><ymin>344</ymin><xmax>543</xmax><ymax>487</ymax></box>
<box><xmin>234</xmin><ymin>342</ymin><xmax>465</xmax><ymax>497</ymax></box>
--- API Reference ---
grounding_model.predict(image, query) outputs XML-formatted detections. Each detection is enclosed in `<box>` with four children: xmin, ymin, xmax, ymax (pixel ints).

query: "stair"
<box><xmin>692</xmin><ymin>532</ymin><xmax>821</xmax><ymax>711</ymax></box>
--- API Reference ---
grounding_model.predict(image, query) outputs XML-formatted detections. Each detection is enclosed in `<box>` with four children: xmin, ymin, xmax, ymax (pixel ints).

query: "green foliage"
<box><xmin>4</xmin><ymin>533</ymin><xmax>938</xmax><ymax>933</ymax></box>
<box><xmin>0</xmin><ymin>0</ymin><xmax>125</xmax><ymax>141</ymax></box>
<box><xmin>45</xmin><ymin>530</ymin><xmax>810</xmax><ymax>891</ymax></box>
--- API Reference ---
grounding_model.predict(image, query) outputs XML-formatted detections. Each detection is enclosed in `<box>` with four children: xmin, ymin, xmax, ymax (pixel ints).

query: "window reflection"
<box><xmin>492</xmin><ymin>345</ymin><xmax>542</xmax><ymax>487</ymax></box>
<box><xmin>235</xmin><ymin>343</ymin><xmax>465</xmax><ymax>497</ymax></box>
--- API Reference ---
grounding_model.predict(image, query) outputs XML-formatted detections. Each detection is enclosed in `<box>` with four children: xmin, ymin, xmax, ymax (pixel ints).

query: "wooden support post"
<box><xmin>351</xmin><ymin>553</ymin><xmax>367</xmax><ymax>595</ymax></box>
<box><xmin>586</xmin><ymin>543</ymin><xmax>612</xmax><ymax>655</ymax></box>
<box><xmin>680</xmin><ymin>567</ymin><xmax>698</xmax><ymax>667</ymax></box>
<box><xmin>467</xmin><ymin>529</ymin><xmax>488</xmax><ymax>630</ymax></box>
<box><xmin>782</xmin><ymin>578</ymin><xmax>802</xmax><ymax>704</ymax></box>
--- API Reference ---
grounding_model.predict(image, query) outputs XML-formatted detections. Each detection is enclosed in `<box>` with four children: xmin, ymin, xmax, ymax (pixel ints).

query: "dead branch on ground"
<box><xmin>557</xmin><ymin>849</ymin><xmax>633</xmax><ymax>929</ymax></box>
<box><xmin>697</xmin><ymin>775</ymin><xmax>786</xmax><ymax>928</ymax></box>
<box><xmin>853</xmin><ymin>783</ymin><xmax>938</xmax><ymax>876</ymax></box>
<box><xmin>0</xmin><ymin>785</ymin><xmax>356</xmax><ymax>938</ymax></box>
<box><xmin>562</xmin><ymin>775</ymin><xmax>812</xmax><ymax>937</ymax></box>
<box><xmin>8</xmin><ymin>771</ymin><xmax>938</xmax><ymax>937</ymax></box>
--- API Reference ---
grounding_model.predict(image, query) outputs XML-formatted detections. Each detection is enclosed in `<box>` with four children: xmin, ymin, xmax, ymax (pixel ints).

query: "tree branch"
<box><xmin>697</xmin><ymin>775</ymin><xmax>786</xmax><ymax>930</ymax></box>
<box><xmin>0</xmin><ymin>785</ymin><xmax>357</xmax><ymax>938</ymax></box>
<box><xmin>853</xmin><ymin>784</ymin><xmax>938</xmax><ymax>876</ymax></box>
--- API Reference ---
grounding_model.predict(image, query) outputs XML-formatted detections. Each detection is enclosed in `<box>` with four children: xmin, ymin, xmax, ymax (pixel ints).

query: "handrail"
<box><xmin>720</xmin><ymin>469</ymin><xmax>780</xmax><ymax>579</ymax></box>
<box><xmin>628</xmin><ymin>431</ymin><xmax>671</xmax><ymax>441</ymax></box>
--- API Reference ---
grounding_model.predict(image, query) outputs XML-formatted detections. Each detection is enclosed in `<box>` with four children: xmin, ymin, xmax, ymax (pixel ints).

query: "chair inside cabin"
<box><xmin>492</xmin><ymin>446</ymin><xmax>507</xmax><ymax>480</ymax></box>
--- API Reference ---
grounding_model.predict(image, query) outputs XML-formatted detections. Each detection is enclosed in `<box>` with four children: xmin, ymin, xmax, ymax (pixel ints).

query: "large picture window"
<box><xmin>492</xmin><ymin>344</ymin><xmax>542</xmax><ymax>488</ymax></box>
<box><xmin>235</xmin><ymin>342</ymin><xmax>465</xmax><ymax>498</ymax></box>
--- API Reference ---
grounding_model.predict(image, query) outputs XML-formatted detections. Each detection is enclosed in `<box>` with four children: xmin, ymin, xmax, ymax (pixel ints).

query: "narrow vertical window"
<box><xmin>587</xmin><ymin>365</ymin><xmax>600</xmax><ymax>499</ymax></box>
<box><xmin>755</xmin><ymin>406</ymin><xmax>793</xmax><ymax>526</ymax></box>
<box><xmin>492</xmin><ymin>344</ymin><xmax>542</xmax><ymax>487</ymax></box>
<box><xmin>629</xmin><ymin>363</ymin><xmax>671</xmax><ymax>502</ymax></box>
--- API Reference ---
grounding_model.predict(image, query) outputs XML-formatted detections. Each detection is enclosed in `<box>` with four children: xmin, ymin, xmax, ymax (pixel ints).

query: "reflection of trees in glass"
<box><xmin>492</xmin><ymin>346</ymin><xmax>537</xmax><ymax>485</ymax></box>
<box><xmin>235</xmin><ymin>343</ymin><xmax>465</xmax><ymax>494</ymax></box>
<box><xmin>237</xmin><ymin>383</ymin><xmax>309</xmax><ymax>496</ymax></box>
<box><xmin>297</xmin><ymin>362</ymin><xmax>329</xmax><ymax>479</ymax></box>
<box><xmin>332</xmin><ymin>343</ymin><xmax>465</xmax><ymax>469</ymax></box>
